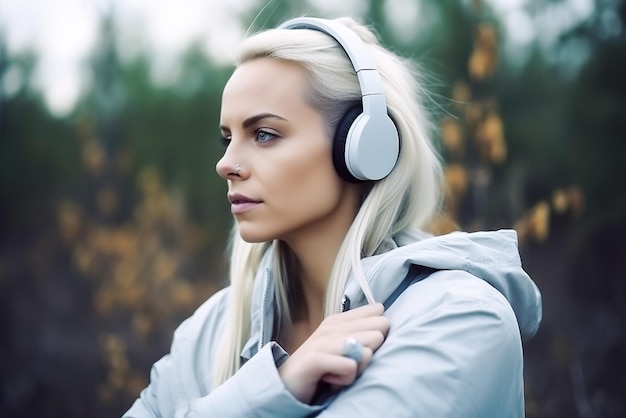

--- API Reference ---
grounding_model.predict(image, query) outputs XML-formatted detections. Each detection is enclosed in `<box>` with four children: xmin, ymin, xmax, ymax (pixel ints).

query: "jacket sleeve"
<box><xmin>123</xmin><ymin>285</ymin><xmax>326</xmax><ymax>418</ymax></box>
<box><xmin>187</xmin><ymin>342</ymin><xmax>331</xmax><ymax>417</ymax></box>
<box><xmin>123</xmin><ymin>342</ymin><xmax>326</xmax><ymax>418</ymax></box>
<box><xmin>315</xmin><ymin>270</ymin><xmax>526</xmax><ymax>418</ymax></box>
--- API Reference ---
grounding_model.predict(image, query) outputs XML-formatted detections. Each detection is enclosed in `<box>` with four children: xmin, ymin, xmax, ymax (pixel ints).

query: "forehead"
<box><xmin>221</xmin><ymin>58</ymin><xmax>310</xmax><ymax>117</ymax></box>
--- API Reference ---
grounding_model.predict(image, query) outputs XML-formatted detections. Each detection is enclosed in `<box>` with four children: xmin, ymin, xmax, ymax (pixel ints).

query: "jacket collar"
<box><xmin>239</xmin><ymin>229</ymin><xmax>542</xmax><ymax>362</ymax></box>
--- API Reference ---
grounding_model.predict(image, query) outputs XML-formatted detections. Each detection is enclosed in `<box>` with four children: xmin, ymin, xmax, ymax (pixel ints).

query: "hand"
<box><xmin>278</xmin><ymin>303</ymin><xmax>389</xmax><ymax>404</ymax></box>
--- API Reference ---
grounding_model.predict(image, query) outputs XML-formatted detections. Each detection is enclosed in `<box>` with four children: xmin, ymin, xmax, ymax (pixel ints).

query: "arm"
<box><xmin>122</xmin><ymin>288</ymin><xmax>325</xmax><ymax>418</ymax></box>
<box><xmin>316</xmin><ymin>271</ymin><xmax>525</xmax><ymax>417</ymax></box>
<box><xmin>181</xmin><ymin>303</ymin><xmax>389</xmax><ymax>417</ymax></box>
<box><xmin>124</xmin><ymin>343</ymin><xmax>323</xmax><ymax>418</ymax></box>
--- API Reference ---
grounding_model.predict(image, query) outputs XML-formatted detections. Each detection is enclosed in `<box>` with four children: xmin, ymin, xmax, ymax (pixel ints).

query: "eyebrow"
<box><xmin>220</xmin><ymin>113</ymin><xmax>288</xmax><ymax>132</ymax></box>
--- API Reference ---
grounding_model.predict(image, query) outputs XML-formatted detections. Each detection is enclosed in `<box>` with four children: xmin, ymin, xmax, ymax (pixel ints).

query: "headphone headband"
<box><xmin>278</xmin><ymin>17</ymin><xmax>385</xmax><ymax>97</ymax></box>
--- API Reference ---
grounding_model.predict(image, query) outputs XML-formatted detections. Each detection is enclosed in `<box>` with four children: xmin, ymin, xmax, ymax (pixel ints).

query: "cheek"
<box><xmin>238</xmin><ymin>166</ymin><xmax>341</xmax><ymax>243</ymax></box>
<box><xmin>274</xmin><ymin>146</ymin><xmax>343</xmax><ymax>212</ymax></box>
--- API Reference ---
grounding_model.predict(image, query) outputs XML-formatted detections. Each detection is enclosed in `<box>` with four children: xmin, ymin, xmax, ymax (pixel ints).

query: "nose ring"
<box><xmin>235</xmin><ymin>164</ymin><xmax>241</xmax><ymax>175</ymax></box>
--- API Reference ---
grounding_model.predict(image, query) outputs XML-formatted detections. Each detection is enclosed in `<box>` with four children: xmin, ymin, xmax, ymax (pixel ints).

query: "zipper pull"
<box><xmin>341</xmin><ymin>295</ymin><xmax>351</xmax><ymax>312</ymax></box>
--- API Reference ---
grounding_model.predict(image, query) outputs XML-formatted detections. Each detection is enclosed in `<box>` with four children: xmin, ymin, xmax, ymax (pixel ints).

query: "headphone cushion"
<box><xmin>332</xmin><ymin>106</ymin><xmax>363</xmax><ymax>183</ymax></box>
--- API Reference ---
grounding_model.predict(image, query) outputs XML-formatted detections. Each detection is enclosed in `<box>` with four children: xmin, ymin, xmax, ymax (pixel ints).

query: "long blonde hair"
<box><xmin>212</xmin><ymin>17</ymin><xmax>443</xmax><ymax>388</ymax></box>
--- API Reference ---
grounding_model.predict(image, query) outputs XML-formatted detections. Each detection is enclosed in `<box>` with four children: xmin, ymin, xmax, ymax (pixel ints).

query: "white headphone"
<box><xmin>278</xmin><ymin>17</ymin><xmax>400</xmax><ymax>183</ymax></box>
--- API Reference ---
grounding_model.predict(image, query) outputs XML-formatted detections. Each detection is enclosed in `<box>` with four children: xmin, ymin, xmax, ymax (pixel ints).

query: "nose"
<box><xmin>216</xmin><ymin>147</ymin><xmax>246</xmax><ymax>180</ymax></box>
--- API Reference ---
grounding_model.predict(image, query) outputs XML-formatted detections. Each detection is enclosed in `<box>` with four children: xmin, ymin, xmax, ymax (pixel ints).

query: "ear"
<box><xmin>333</xmin><ymin>106</ymin><xmax>363</xmax><ymax>183</ymax></box>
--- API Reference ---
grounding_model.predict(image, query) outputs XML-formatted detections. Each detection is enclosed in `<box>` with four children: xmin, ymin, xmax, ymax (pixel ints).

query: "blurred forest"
<box><xmin>1</xmin><ymin>0</ymin><xmax>625</xmax><ymax>417</ymax></box>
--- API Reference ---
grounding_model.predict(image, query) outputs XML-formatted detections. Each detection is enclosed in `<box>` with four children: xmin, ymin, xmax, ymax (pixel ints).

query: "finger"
<box><xmin>334</xmin><ymin>343</ymin><xmax>374</xmax><ymax>378</ymax></box>
<box><xmin>326</xmin><ymin>302</ymin><xmax>384</xmax><ymax>323</ymax></box>
<box><xmin>337</xmin><ymin>334</ymin><xmax>378</xmax><ymax>364</ymax></box>
<box><xmin>356</xmin><ymin>346</ymin><xmax>373</xmax><ymax>375</ymax></box>
<box><xmin>322</xmin><ymin>372</ymin><xmax>356</xmax><ymax>387</ymax></box>
<box><xmin>348</xmin><ymin>329</ymin><xmax>386</xmax><ymax>352</ymax></box>
<box><xmin>318</xmin><ymin>353</ymin><xmax>359</xmax><ymax>386</ymax></box>
<box><xmin>325</xmin><ymin>314</ymin><xmax>390</xmax><ymax>337</ymax></box>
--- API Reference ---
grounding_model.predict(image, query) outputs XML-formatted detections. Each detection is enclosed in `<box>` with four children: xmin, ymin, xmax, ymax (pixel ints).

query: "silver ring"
<box><xmin>234</xmin><ymin>164</ymin><xmax>241</xmax><ymax>175</ymax></box>
<box><xmin>342</xmin><ymin>337</ymin><xmax>363</xmax><ymax>363</ymax></box>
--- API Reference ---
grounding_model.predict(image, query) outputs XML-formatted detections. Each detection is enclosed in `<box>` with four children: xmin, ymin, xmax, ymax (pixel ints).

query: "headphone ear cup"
<box><xmin>333</xmin><ymin>106</ymin><xmax>363</xmax><ymax>183</ymax></box>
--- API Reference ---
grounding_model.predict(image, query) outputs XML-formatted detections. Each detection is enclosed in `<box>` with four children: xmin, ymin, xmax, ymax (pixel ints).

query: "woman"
<box><xmin>124</xmin><ymin>16</ymin><xmax>541</xmax><ymax>417</ymax></box>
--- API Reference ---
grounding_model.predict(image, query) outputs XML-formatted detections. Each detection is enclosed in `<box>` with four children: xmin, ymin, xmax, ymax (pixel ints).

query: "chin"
<box><xmin>238</xmin><ymin>234</ymin><xmax>268</xmax><ymax>244</ymax></box>
<box><xmin>237</xmin><ymin>224</ymin><xmax>275</xmax><ymax>244</ymax></box>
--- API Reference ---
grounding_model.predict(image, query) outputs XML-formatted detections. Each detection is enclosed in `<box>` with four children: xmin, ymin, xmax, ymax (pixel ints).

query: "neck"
<box><xmin>282</xmin><ymin>185</ymin><xmax>360</xmax><ymax>328</ymax></box>
<box><xmin>288</xmin><ymin>234</ymin><xmax>343</xmax><ymax>322</ymax></box>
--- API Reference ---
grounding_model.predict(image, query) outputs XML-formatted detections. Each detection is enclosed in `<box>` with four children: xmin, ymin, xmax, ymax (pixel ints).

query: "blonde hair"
<box><xmin>212</xmin><ymin>17</ymin><xmax>443</xmax><ymax>388</ymax></box>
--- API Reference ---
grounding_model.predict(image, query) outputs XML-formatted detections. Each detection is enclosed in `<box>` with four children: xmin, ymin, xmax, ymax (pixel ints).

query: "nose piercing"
<box><xmin>235</xmin><ymin>164</ymin><xmax>241</xmax><ymax>175</ymax></box>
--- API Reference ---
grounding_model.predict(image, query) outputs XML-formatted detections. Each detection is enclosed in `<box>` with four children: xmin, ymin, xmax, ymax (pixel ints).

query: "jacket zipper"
<box><xmin>258</xmin><ymin>267</ymin><xmax>271</xmax><ymax>352</ymax></box>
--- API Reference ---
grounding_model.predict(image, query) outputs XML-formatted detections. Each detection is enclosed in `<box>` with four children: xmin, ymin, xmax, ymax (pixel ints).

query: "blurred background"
<box><xmin>0</xmin><ymin>0</ymin><xmax>624</xmax><ymax>416</ymax></box>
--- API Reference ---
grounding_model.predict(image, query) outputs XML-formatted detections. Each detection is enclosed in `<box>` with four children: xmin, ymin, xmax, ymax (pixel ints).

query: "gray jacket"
<box><xmin>124</xmin><ymin>229</ymin><xmax>542</xmax><ymax>417</ymax></box>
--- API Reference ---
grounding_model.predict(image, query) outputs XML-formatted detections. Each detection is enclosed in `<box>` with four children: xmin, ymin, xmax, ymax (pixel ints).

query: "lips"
<box><xmin>228</xmin><ymin>193</ymin><xmax>262</xmax><ymax>214</ymax></box>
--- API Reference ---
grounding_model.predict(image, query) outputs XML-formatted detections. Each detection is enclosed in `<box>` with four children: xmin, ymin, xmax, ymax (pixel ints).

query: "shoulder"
<box><xmin>172</xmin><ymin>286</ymin><xmax>231</xmax><ymax>348</ymax></box>
<box><xmin>389</xmin><ymin>269</ymin><xmax>519</xmax><ymax>333</ymax></box>
<box><xmin>381</xmin><ymin>269</ymin><xmax>524</xmax><ymax>413</ymax></box>
<box><xmin>386</xmin><ymin>269</ymin><xmax>522</xmax><ymax>354</ymax></box>
<box><xmin>337</xmin><ymin>270</ymin><xmax>525</xmax><ymax>417</ymax></box>
<box><xmin>129</xmin><ymin>287</ymin><xmax>232</xmax><ymax>415</ymax></box>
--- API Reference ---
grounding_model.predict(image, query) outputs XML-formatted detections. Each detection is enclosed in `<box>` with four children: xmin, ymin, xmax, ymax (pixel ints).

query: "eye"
<box><xmin>220</xmin><ymin>134</ymin><xmax>231</xmax><ymax>147</ymax></box>
<box><xmin>255</xmin><ymin>129</ymin><xmax>278</xmax><ymax>144</ymax></box>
